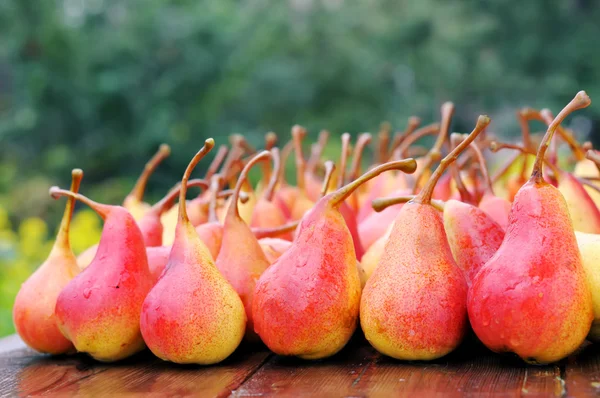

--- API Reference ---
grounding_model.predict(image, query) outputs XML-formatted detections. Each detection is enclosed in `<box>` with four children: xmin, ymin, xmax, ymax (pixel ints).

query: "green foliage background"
<box><xmin>1</xmin><ymin>0</ymin><xmax>599</xmax><ymax>336</ymax></box>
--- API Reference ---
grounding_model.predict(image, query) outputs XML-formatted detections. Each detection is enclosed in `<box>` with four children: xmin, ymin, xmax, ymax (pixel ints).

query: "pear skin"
<box><xmin>468</xmin><ymin>91</ymin><xmax>594</xmax><ymax>364</ymax></box>
<box><xmin>253</xmin><ymin>159</ymin><xmax>417</xmax><ymax>359</ymax></box>
<box><xmin>52</xmin><ymin>201</ymin><xmax>153</xmax><ymax>362</ymax></box>
<box><xmin>575</xmin><ymin>231</ymin><xmax>600</xmax><ymax>342</ymax></box>
<box><xmin>140</xmin><ymin>139</ymin><xmax>246</xmax><ymax>365</ymax></box>
<box><xmin>443</xmin><ymin>199</ymin><xmax>505</xmax><ymax>286</ymax></box>
<box><xmin>13</xmin><ymin>169</ymin><xmax>83</xmax><ymax>354</ymax></box>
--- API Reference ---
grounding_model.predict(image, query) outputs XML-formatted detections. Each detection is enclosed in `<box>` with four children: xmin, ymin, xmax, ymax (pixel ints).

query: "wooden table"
<box><xmin>2</xmin><ymin>332</ymin><xmax>600</xmax><ymax>397</ymax></box>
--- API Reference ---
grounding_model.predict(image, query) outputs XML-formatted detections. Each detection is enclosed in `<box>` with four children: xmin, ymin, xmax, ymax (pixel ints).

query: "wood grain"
<box><xmin>233</xmin><ymin>337</ymin><xmax>380</xmax><ymax>397</ymax></box>
<box><xmin>233</xmin><ymin>338</ymin><xmax>564</xmax><ymax>398</ymax></box>
<box><xmin>1</xmin><ymin>333</ymin><xmax>597</xmax><ymax>397</ymax></box>
<box><xmin>43</xmin><ymin>345</ymin><xmax>271</xmax><ymax>397</ymax></box>
<box><xmin>565</xmin><ymin>343</ymin><xmax>600</xmax><ymax>396</ymax></box>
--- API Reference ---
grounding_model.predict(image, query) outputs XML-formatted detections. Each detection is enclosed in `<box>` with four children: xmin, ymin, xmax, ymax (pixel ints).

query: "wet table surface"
<box><xmin>2</xmin><ymin>332</ymin><xmax>600</xmax><ymax>397</ymax></box>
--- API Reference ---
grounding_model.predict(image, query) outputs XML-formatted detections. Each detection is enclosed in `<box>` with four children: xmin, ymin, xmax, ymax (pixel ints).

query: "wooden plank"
<box><xmin>234</xmin><ymin>337</ymin><xmax>563</xmax><ymax>397</ymax></box>
<box><xmin>564</xmin><ymin>342</ymin><xmax>600</xmax><ymax>396</ymax></box>
<box><xmin>44</xmin><ymin>345</ymin><xmax>271</xmax><ymax>397</ymax></box>
<box><xmin>233</xmin><ymin>336</ymin><xmax>380</xmax><ymax>397</ymax></box>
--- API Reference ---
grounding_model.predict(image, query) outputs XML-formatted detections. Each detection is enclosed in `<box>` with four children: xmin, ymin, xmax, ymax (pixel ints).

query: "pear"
<box><xmin>443</xmin><ymin>199</ymin><xmax>505</xmax><ymax>286</ymax></box>
<box><xmin>468</xmin><ymin>91</ymin><xmax>594</xmax><ymax>364</ymax></box>
<box><xmin>360</xmin><ymin>115</ymin><xmax>490</xmax><ymax>361</ymax></box>
<box><xmin>140</xmin><ymin>139</ymin><xmax>246</xmax><ymax>365</ymax></box>
<box><xmin>575</xmin><ymin>231</ymin><xmax>600</xmax><ymax>342</ymax></box>
<box><xmin>50</xmin><ymin>186</ymin><xmax>153</xmax><ymax>362</ymax></box>
<box><xmin>216</xmin><ymin>151</ymin><xmax>273</xmax><ymax>342</ymax></box>
<box><xmin>253</xmin><ymin>158</ymin><xmax>417</xmax><ymax>359</ymax></box>
<box><xmin>13</xmin><ymin>169</ymin><xmax>83</xmax><ymax>354</ymax></box>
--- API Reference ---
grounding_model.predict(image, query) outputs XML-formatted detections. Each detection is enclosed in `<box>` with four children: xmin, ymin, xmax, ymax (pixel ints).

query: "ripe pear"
<box><xmin>13</xmin><ymin>169</ymin><xmax>83</xmax><ymax>354</ymax></box>
<box><xmin>50</xmin><ymin>188</ymin><xmax>153</xmax><ymax>362</ymax></box>
<box><xmin>361</xmin><ymin>115</ymin><xmax>490</xmax><ymax>361</ymax></box>
<box><xmin>468</xmin><ymin>91</ymin><xmax>594</xmax><ymax>364</ymax></box>
<box><xmin>216</xmin><ymin>151</ymin><xmax>273</xmax><ymax>342</ymax></box>
<box><xmin>575</xmin><ymin>231</ymin><xmax>600</xmax><ymax>342</ymax></box>
<box><xmin>253</xmin><ymin>158</ymin><xmax>417</xmax><ymax>359</ymax></box>
<box><xmin>140</xmin><ymin>139</ymin><xmax>246</xmax><ymax>365</ymax></box>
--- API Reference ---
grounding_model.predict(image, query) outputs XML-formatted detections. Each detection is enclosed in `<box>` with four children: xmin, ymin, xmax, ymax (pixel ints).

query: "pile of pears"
<box><xmin>13</xmin><ymin>91</ymin><xmax>600</xmax><ymax>365</ymax></box>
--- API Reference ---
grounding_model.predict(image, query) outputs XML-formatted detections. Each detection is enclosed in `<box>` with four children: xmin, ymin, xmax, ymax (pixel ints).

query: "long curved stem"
<box><xmin>415</xmin><ymin>116</ymin><xmax>490</xmax><ymax>205</ymax></box>
<box><xmin>252</xmin><ymin>220</ymin><xmax>300</xmax><ymax>239</ymax></box>
<box><xmin>337</xmin><ymin>133</ymin><xmax>351</xmax><ymax>189</ymax></box>
<box><xmin>371</xmin><ymin>195</ymin><xmax>445</xmax><ymax>212</ymax></box>
<box><xmin>49</xmin><ymin>188</ymin><xmax>110</xmax><ymax>220</ymax></box>
<box><xmin>394</xmin><ymin>123</ymin><xmax>441</xmax><ymax>159</ymax></box>
<box><xmin>228</xmin><ymin>151</ymin><xmax>272</xmax><ymax>220</ymax></box>
<box><xmin>292</xmin><ymin>125</ymin><xmax>307</xmax><ymax>192</ymax></box>
<box><xmin>179</xmin><ymin>139</ymin><xmax>215</xmax><ymax>223</ymax></box>
<box><xmin>127</xmin><ymin>143</ymin><xmax>170</xmax><ymax>203</ymax></box>
<box><xmin>205</xmin><ymin>145</ymin><xmax>228</xmax><ymax>181</ymax></box>
<box><xmin>306</xmin><ymin>130</ymin><xmax>329</xmax><ymax>175</ymax></box>
<box><xmin>531</xmin><ymin>92</ymin><xmax>591</xmax><ymax>182</ymax></box>
<box><xmin>55</xmin><ymin>169</ymin><xmax>83</xmax><ymax>249</ymax></box>
<box><xmin>490</xmin><ymin>141</ymin><xmax>562</xmax><ymax>181</ymax></box>
<box><xmin>330</xmin><ymin>158</ymin><xmax>417</xmax><ymax>208</ymax></box>
<box><xmin>390</xmin><ymin>116</ymin><xmax>421</xmax><ymax>157</ymax></box>
<box><xmin>263</xmin><ymin>148</ymin><xmax>281</xmax><ymax>202</ymax></box>
<box><xmin>377</xmin><ymin>122</ymin><xmax>391</xmax><ymax>164</ymax></box>
<box><xmin>320</xmin><ymin>161</ymin><xmax>336</xmax><ymax>197</ymax></box>
<box><xmin>412</xmin><ymin>102</ymin><xmax>455</xmax><ymax>194</ymax></box>
<box><xmin>349</xmin><ymin>133</ymin><xmax>372</xmax><ymax>183</ymax></box>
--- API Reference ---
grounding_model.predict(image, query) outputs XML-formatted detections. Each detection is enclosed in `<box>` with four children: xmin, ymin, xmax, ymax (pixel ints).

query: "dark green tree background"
<box><xmin>1</xmin><ymin>0</ymin><xmax>599</xmax><ymax>222</ymax></box>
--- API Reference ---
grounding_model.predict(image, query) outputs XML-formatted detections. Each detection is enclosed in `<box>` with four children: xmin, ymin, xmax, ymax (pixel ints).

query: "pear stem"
<box><xmin>412</xmin><ymin>102</ymin><xmax>455</xmax><ymax>194</ymax></box>
<box><xmin>228</xmin><ymin>151</ymin><xmax>272</xmax><ymax>220</ymax></box>
<box><xmin>449</xmin><ymin>135</ymin><xmax>475</xmax><ymax>204</ymax></box>
<box><xmin>306</xmin><ymin>130</ymin><xmax>329</xmax><ymax>174</ymax></box>
<box><xmin>127</xmin><ymin>143</ymin><xmax>170</xmax><ymax>203</ymax></box>
<box><xmin>415</xmin><ymin>115</ymin><xmax>491</xmax><ymax>205</ymax></box>
<box><xmin>230</xmin><ymin>134</ymin><xmax>256</xmax><ymax>155</ymax></box>
<box><xmin>372</xmin><ymin>195</ymin><xmax>445</xmax><ymax>212</ymax></box>
<box><xmin>337</xmin><ymin>133</ymin><xmax>351</xmax><ymax>189</ymax></box>
<box><xmin>263</xmin><ymin>148</ymin><xmax>281</xmax><ymax>202</ymax></box>
<box><xmin>393</xmin><ymin>123</ymin><xmax>441</xmax><ymax>160</ymax></box>
<box><xmin>252</xmin><ymin>220</ymin><xmax>300</xmax><ymax>239</ymax></box>
<box><xmin>320</xmin><ymin>161</ymin><xmax>336</xmax><ymax>197</ymax></box>
<box><xmin>49</xmin><ymin>187</ymin><xmax>110</xmax><ymax>220</ymax></box>
<box><xmin>349</xmin><ymin>133</ymin><xmax>372</xmax><ymax>183</ymax></box>
<box><xmin>278</xmin><ymin>139</ymin><xmax>294</xmax><ymax>187</ymax></box>
<box><xmin>149</xmin><ymin>178</ymin><xmax>209</xmax><ymax>217</ymax></box>
<box><xmin>330</xmin><ymin>158</ymin><xmax>417</xmax><ymax>208</ymax></box>
<box><xmin>586</xmin><ymin>150</ymin><xmax>600</xmax><ymax>173</ymax></box>
<box><xmin>204</xmin><ymin>145</ymin><xmax>229</xmax><ymax>181</ymax></box>
<box><xmin>490</xmin><ymin>141</ymin><xmax>562</xmax><ymax>180</ymax></box>
<box><xmin>517</xmin><ymin>109</ymin><xmax>533</xmax><ymax>151</ymax></box>
<box><xmin>55</xmin><ymin>169</ymin><xmax>83</xmax><ymax>249</ymax></box>
<box><xmin>179</xmin><ymin>139</ymin><xmax>215</xmax><ymax>223</ymax></box>
<box><xmin>468</xmin><ymin>139</ymin><xmax>494</xmax><ymax>195</ymax></box>
<box><xmin>219</xmin><ymin>144</ymin><xmax>244</xmax><ymax>189</ymax></box>
<box><xmin>292</xmin><ymin>125</ymin><xmax>307</xmax><ymax>192</ymax></box>
<box><xmin>208</xmin><ymin>175</ymin><xmax>221</xmax><ymax>223</ymax></box>
<box><xmin>522</xmin><ymin>106</ymin><xmax>587</xmax><ymax>161</ymax></box>
<box><xmin>531</xmin><ymin>91</ymin><xmax>591</xmax><ymax>182</ymax></box>
<box><xmin>390</xmin><ymin>116</ymin><xmax>421</xmax><ymax>157</ymax></box>
<box><xmin>265</xmin><ymin>132</ymin><xmax>278</xmax><ymax>151</ymax></box>
<box><xmin>261</xmin><ymin>132</ymin><xmax>278</xmax><ymax>184</ymax></box>
<box><xmin>377</xmin><ymin>122</ymin><xmax>391</xmax><ymax>164</ymax></box>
